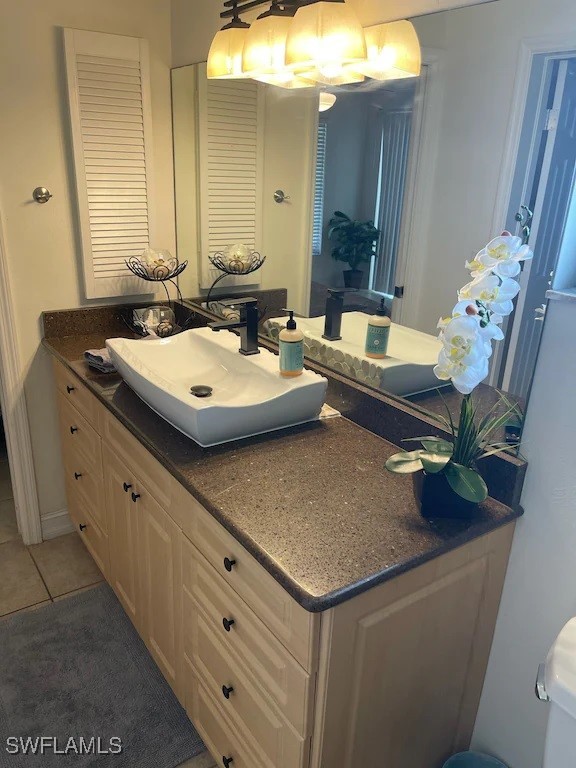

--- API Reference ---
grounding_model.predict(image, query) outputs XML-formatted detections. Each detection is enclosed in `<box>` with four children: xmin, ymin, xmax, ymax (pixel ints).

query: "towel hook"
<box><xmin>273</xmin><ymin>189</ymin><xmax>290</xmax><ymax>204</ymax></box>
<box><xmin>32</xmin><ymin>187</ymin><xmax>53</xmax><ymax>204</ymax></box>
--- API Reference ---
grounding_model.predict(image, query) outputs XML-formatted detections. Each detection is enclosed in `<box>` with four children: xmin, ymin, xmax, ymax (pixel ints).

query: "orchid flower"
<box><xmin>434</xmin><ymin>348</ymin><xmax>489</xmax><ymax>395</ymax></box>
<box><xmin>466</xmin><ymin>235</ymin><xmax>533</xmax><ymax>279</ymax></box>
<box><xmin>458</xmin><ymin>274</ymin><xmax>520</xmax><ymax>317</ymax></box>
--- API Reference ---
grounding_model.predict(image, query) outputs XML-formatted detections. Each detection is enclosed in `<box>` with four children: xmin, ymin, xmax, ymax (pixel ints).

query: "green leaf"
<box><xmin>444</xmin><ymin>462</ymin><xmax>488</xmax><ymax>503</ymax></box>
<box><xmin>421</xmin><ymin>438</ymin><xmax>453</xmax><ymax>455</ymax></box>
<box><xmin>419</xmin><ymin>451</ymin><xmax>452</xmax><ymax>474</ymax></box>
<box><xmin>385</xmin><ymin>451</ymin><xmax>423</xmax><ymax>474</ymax></box>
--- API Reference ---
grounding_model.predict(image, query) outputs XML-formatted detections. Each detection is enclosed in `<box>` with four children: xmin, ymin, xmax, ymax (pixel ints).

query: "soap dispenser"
<box><xmin>279</xmin><ymin>310</ymin><xmax>304</xmax><ymax>377</ymax></box>
<box><xmin>365</xmin><ymin>298</ymin><xmax>391</xmax><ymax>359</ymax></box>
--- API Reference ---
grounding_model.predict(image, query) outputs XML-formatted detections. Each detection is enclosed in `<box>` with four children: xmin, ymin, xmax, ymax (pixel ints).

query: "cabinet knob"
<box><xmin>222</xmin><ymin>758</ymin><xmax>233</xmax><ymax>768</ymax></box>
<box><xmin>223</xmin><ymin>557</ymin><xmax>236</xmax><ymax>572</ymax></box>
<box><xmin>123</xmin><ymin>482</ymin><xmax>132</xmax><ymax>493</ymax></box>
<box><xmin>131</xmin><ymin>492</ymin><xmax>141</xmax><ymax>503</ymax></box>
<box><xmin>222</xmin><ymin>617</ymin><xmax>235</xmax><ymax>632</ymax></box>
<box><xmin>70</xmin><ymin>426</ymin><xmax>78</xmax><ymax>434</ymax></box>
<box><xmin>79</xmin><ymin>523</ymin><xmax>87</xmax><ymax>531</ymax></box>
<box><xmin>74</xmin><ymin>472</ymin><xmax>82</xmax><ymax>480</ymax></box>
<box><xmin>221</xmin><ymin>684</ymin><xmax>234</xmax><ymax>700</ymax></box>
<box><xmin>66</xmin><ymin>385</ymin><xmax>75</xmax><ymax>394</ymax></box>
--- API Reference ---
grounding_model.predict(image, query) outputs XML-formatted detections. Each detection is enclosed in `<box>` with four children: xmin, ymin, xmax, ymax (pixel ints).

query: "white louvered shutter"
<box><xmin>197</xmin><ymin>65</ymin><xmax>264</xmax><ymax>289</ymax></box>
<box><xmin>312</xmin><ymin>122</ymin><xmax>327</xmax><ymax>257</ymax></box>
<box><xmin>64</xmin><ymin>29</ymin><xmax>155</xmax><ymax>299</ymax></box>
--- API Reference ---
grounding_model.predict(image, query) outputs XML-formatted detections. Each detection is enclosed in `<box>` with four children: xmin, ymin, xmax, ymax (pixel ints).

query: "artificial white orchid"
<box><xmin>458</xmin><ymin>274</ymin><xmax>520</xmax><ymax>318</ymax></box>
<box><xmin>466</xmin><ymin>235</ymin><xmax>532</xmax><ymax>279</ymax></box>
<box><xmin>434</xmin><ymin>348</ymin><xmax>489</xmax><ymax>395</ymax></box>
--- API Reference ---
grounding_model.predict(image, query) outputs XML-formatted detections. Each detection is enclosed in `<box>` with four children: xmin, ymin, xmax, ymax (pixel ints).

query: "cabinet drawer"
<box><xmin>175</xmin><ymin>483</ymin><xmax>317</xmax><ymax>672</ymax></box>
<box><xmin>62</xmin><ymin>441</ymin><xmax>106</xmax><ymax>534</ymax></box>
<box><xmin>58</xmin><ymin>393</ymin><xmax>102</xmax><ymax>476</ymax></box>
<box><xmin>102</xmin><ymin>410</ymin><xmax>173</xmax><ymax>512</ymax></box>
<box><xmin>66</xmin><ymin>477</ymin><xmax>109</xmax><ymax>578</ymax></box>
<box><xmin>187</xmin><ymin>608</ymin><xmax>308</xmax><ymax>768</ymax></box>
<box><xmin>183</xmin><ymin>538</ymin><xmax>313</xmax><ymax>736</ymax></box>
<box><xmin>185</xmin><ymin>661</ymin><xmax>266</xmax><ymax>768</ymax></box>
<box><xmin>53</xmin><ymin>359</ymin><xmax>101</xmax><ymax>431</ymax></box>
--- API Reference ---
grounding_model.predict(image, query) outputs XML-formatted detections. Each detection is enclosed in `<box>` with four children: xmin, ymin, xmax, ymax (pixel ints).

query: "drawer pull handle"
<box><xmin>221</xmin><ymin>684</ymin><xmax>234</xmax><ymax>700</ymax></box>
<box><xmin>223</xmin><ymin>557</ymin><xmax>236</xmax><ymax>572</ymax></box>
<box><xmin>131</xmin><ymin>492</ymin><xmax>141</xmax><ymax>503</ymax></box>
<box><xmin>123</xmin><ymin>482</ymin><xmax>132</xmax><ymax>493</ymax></box>
<box><xmin>74</xmin><ymin>472</ymin><xmax>82</xmax><ymax>480</ymax></box>
<box><xmin>70</xmin><ymin>426</ymin><xmax>78</xmax><ymax>434</ymax></box>
<box><xmin>79</xmin><ymin>523</ymin><xmax>87</xmax><ymax>531</ymax></box>
<box><xmin>66</xmin><ymin>385</ymin><xmax>75</xmax><ymax>394</ymax></box>
<box><xmin>222</xmin><ymin>758</ymin><xmax>233</xmax><ymax>768</ymax></box>
<box><xmin>222</xmin><ymin>617</ymin><xmax>235</xmax><ymax>632</ymax></box>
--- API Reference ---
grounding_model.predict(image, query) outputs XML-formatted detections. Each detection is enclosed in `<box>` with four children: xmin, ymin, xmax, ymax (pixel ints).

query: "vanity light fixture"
<box><xmin>207</xmin><ymin>3</ymin><xmax>251</xmax><ymax>79</ymax></box>
<box><xmin>318</xmin><ymin>92</ymin><xmax>336</xmax><ymax>111</ymax></box>
<box><xmin>285</xmin><ymin>0</ymin><xmax>366</xmax><ymax>86</ymax></box>
<box><xmin>350</xmin><ymin>20</ymin><xmax>421</xmax><ymax>81</ymax></box>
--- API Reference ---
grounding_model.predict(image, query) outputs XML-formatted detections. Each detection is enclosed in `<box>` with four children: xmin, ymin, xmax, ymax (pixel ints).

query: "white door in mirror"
<box><xmin>106</xmin><ymin>328</ymin><xmax>327</xmax><ymax>447</ymax></box>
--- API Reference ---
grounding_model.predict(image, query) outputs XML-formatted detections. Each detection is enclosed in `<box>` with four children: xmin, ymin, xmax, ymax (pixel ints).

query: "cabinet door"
<box><xmin>103</xmin><ymin>446</ymin><xmax>142</xmax><ymax>632</ymax></box>
<box><xmin>139</xmin><ymin>491</ymin><xmax>183</xmax><ymax>702</ymax></box>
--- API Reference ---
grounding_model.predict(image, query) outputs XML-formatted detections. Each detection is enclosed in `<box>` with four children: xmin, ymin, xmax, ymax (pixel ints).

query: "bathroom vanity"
<box><xmin>44</xmin><ymin>317</ymin><xmax>520</xmax><ymax>768</ymax></box>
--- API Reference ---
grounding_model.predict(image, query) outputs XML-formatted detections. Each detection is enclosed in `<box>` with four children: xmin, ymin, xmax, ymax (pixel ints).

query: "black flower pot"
<box><xmin>413</xmin><ymin>471</ymin><xmax>478</xmax><ymax>520</ymax></box>
<box><xmin>343</xmin><ymin>269</ymin><xmax>363</xmax><ymax>289</ymax></box>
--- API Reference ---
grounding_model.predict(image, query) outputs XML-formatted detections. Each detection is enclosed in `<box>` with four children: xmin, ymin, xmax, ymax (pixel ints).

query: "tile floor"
<box><xmin>0</xmin><ymin>454</ymin><xmax>215</xmax><ymax>768</ymax></box>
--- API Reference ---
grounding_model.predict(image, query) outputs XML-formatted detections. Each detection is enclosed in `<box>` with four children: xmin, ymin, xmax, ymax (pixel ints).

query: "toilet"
<box><xmin>538</xmin><ymin>617</ymin><xmax>576</xmax><ymax>767</ymax></box>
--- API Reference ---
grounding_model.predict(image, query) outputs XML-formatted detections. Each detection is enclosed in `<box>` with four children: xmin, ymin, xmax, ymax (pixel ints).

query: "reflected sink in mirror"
<box><xmin>106</xmin><ymin>328</ymin><xmax>327</xmax><ymax>447</ymax></box>
<box><xmin>265</xmin><ymin>312</ymin><xmax>443</xmax><ymax>397</ymax></box>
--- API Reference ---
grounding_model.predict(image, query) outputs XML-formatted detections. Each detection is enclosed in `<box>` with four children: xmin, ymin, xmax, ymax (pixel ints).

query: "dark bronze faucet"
<box><xmin>322</xmin><ymin>289</ymin><xmax>367</xmax><ymax>341</ymax></box>
<box><xmin>208</xmin><ymin>297</ymin><xmax>260</xmax><ymax>355</ymax></box>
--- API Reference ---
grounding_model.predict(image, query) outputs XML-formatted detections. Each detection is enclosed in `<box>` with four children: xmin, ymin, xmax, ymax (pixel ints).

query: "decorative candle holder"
<box><xmin>125</xmin><ymin>255</ymin><xmax>188</xmax><ymax>304</ymax></box>
<box><xmin>206</xmin><ymin>250</ymin><xmax>266</xmax><ymax>307</ymax></box>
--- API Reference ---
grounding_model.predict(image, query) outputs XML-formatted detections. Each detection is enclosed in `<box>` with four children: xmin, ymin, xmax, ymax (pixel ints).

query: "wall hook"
<box><xmin>32</xmin><ymin>187</ymin><xmax>53</xmax><ymax>204</ymax></box>
<box><xmin>273</xmin><ymin>189</ymin><xmax>290</xmax><ymax>204</ymax></box>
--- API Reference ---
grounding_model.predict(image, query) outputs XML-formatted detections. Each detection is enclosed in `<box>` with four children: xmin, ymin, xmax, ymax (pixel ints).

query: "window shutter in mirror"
<box><xmin>64</xmin><ymin>29</ymin><xmax>155</xmax><ymax>299</ymax></box>
<box><xmin>312</xmin><ymin>122</ymin><xmax>327</xmax><ymax>257</ymax></box>
<box><xmin>197</xmin><ymin>67</ymin><xmax>264</xmax><ymax>289</ymax></box>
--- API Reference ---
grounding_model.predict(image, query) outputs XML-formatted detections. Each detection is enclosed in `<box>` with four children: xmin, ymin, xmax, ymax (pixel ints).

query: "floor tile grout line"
<box><xmin>52</xmin><ymin>579</ymin><xmax>105</xmax><ymax>601</ymax></box>
<box><xmin>0</xmin><ymin>598</ymin><xmax>51</xmax><ymax>620</ymax></box>
<box><xmin>26</xmin><ymin>546</ymin><xmax>54</xmax><ymax>602</ymax></box>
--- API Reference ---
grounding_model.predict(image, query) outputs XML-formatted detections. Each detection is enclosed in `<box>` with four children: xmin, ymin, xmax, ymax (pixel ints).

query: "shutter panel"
<box><xmin>197</xmin><ymin>64</ymin><xmax>264</xmax><ymax>289</ymax></box>
<box><xmin>312</xmin><ymin>122</ymin><xmax>327</xmax><ymax>257</ymax></box>
<box><xmin>64</xmin><ymin>29</ymin><xmax>155</xmax><ymax>299</ymax></box>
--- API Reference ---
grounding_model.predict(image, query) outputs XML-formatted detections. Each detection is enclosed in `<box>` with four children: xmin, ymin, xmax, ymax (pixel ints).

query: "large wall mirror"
<box><xmin>171</xmin><ymin>1</ymin><xmax>576</xmax><ymax>424</ymax></box>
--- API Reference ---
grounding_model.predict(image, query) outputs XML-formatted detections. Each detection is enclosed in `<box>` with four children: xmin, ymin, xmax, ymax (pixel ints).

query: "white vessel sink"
<box><xmin>266</xmin><ymin>312</ymin><xmax>443</xmax><ymax>396</ymax></box>
<box><xmin>106</xmin><ymin>327</ymin><xmax>327</xmax><ymax>447</ymax></box>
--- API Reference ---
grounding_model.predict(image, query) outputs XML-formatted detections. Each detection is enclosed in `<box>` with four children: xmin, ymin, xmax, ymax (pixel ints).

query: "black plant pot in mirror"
<box><xmin>413</xmin><ymin>471</ymin><xmax>479</xmax><ymax>520</ymax></box>
<box><xmin>343</xmin><ymin>269</ymin><xmax>363</xmax><ymax>289</ymax></box>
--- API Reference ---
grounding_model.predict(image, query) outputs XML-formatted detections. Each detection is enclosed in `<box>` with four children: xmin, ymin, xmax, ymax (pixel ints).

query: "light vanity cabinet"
<box><xmin>52</xmin><ymin>358</ymin><xmax>515</xmax><ymax>768</ymax></box>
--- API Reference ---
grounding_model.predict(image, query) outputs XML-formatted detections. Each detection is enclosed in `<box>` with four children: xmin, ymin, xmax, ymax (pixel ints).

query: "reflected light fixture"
<box><xmin>207</xmin><ymin>4</ymin><xmax>250</xmax><ymax>79</ymax></box>
<box><xmin>351</xmin><ymin>20</ymin><xmax>421</xmax><ymax>80</ymax></box>
<box><xmin>285</xmin><ymin>0</ymin><xmax>366</xmax><ymax>86</ymax></box>
<box><xmin>318</xmin><ymin>92</ymin><xmax>336</xmax><ymax>111</ymax></box>
<box><xmin>242</xmin><ymin>1</ymin><xmax>315</xmax><ymax>88</ymax></box>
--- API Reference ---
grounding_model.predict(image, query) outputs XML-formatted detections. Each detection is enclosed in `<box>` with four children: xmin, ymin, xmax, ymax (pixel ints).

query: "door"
<box><xmin>104</xmin><ymin>446</ymin><xmax>142</xmax><ymax>631</ymax></box>
<box><xmin>502</xmin><ymin>57</ymin><xmax>576</xmax><ymax>398</ymax></box>
<box><xmin>139</xmin><ymin>492</ymin><xmax>183</xmax><ymax>702</ymax></box>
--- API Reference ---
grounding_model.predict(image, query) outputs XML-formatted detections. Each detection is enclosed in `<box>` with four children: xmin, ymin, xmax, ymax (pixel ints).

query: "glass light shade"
<box><xmin>297</xmin><ymin>66</ymin><xmax>364</xmax><ymax>86</ymax></box>
<box><xmin>207</xmin><ymin>26</ymin><xmax>249</xmax><ymax>79</ymax></box>
<box><xmin>352</xmin><ymin>20</ymin><xmax>421</xmax><ymax>80</ymax></box>
<box><xmin>253</xmin><ymin>71</ymin><xmax>316</xmax><ymax>88</ymax></box>
<box><xmin>242</xmin><ymin>14</ymin><xmax>292</xmax><ymax>75</ymax></box>
<box><xmin>285</xmin><ymin>1</ymin><xmax>366</xmax><ymax>78</ymax></box>
<box><xmin>318</xmin><ymin>92</ymin><xmax>336</xmax><ymax>111</ymax></box>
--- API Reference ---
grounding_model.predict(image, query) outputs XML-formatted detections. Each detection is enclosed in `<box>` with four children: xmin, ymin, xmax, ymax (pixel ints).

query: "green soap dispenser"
<box><xmin>279</xmin><ymin>310</ymin><xmax>304</xmax><ymax>377</ymax></box>
<box><xmin>365</xmin><ymin>298</ymin><xmax>391</xmax><ymax>359</ymax></box>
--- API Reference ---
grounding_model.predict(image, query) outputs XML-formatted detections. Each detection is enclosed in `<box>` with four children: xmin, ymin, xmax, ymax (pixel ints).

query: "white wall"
<box><xmin>409</xmin><ymin>0</ymin><xmax>576</xmax><ymax>335</ymax></box>
<box><xmin>0</xmin><ymin>0</ymin><xmax>174</xmax><ymax>525</ymax></box>
<box><xmin>472</xmin><ymin>291</ymin><xmax>576</xmax><ymax>767</ymax></box>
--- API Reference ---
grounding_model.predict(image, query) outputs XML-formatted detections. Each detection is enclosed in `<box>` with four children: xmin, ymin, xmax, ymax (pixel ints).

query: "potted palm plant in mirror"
<box><xmin>386</xmin><ymin>232</ymin><xmax>532</xmax><ymax>518</ymax></box>
<box><xmin>328</xmin><ymin>211</ymin><xmax>380</xmax><ymax>289</ymax></box>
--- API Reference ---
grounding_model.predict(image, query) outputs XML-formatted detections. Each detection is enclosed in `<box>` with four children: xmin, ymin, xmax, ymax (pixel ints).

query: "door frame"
<box><xmin>0</xmin><ymin>212</ymin><xmax>42</xmax><ymax>544</ymax></box>
<box><xmin>488</xmin><ymin>32</ymin><xmax>576</xmax><ymax>386</ymax></box>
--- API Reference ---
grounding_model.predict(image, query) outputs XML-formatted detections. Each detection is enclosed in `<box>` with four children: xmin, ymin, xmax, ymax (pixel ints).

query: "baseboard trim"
<box><xmin>41</xmin><ymin>508</ymin><xmax>75</xmax><ymax>540</ymax></box>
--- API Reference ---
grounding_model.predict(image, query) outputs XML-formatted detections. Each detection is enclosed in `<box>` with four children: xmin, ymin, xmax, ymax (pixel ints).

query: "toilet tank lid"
<box><xmin>545</xmin><ymin>617</ymin><xmax>576</xmax><ymax>717</ymax></box>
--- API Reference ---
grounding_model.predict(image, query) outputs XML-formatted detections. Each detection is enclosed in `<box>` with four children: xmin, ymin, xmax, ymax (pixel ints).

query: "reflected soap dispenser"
<box><xmin>365</xmin><ymin>298</ymin><xmax>391</xmax><ymax>359</ymax></box>
<box><xmin>279</xmin><ymin>310</ymin><xmax>304</xmax><ymax>377</ymax></box>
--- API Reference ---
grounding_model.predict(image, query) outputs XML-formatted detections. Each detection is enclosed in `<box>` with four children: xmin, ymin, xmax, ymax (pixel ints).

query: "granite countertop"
<box><xmin>43</xmin><ymin>332</ymin><xmax>521</xmax><ymax>612</ymax></box>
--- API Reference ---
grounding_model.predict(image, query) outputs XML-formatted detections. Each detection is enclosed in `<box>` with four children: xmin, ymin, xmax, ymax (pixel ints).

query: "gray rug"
<box><xmin>0</xmin><ymin>584</ymin><xmax>205</xmax><ymax>767</ymax></box>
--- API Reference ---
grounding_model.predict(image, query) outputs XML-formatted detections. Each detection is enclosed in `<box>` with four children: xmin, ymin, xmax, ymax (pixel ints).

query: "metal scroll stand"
<box><xmin>205</xmin><ymin>251</ymin><xmax>266</xmax><ymax>309</ymax></box>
